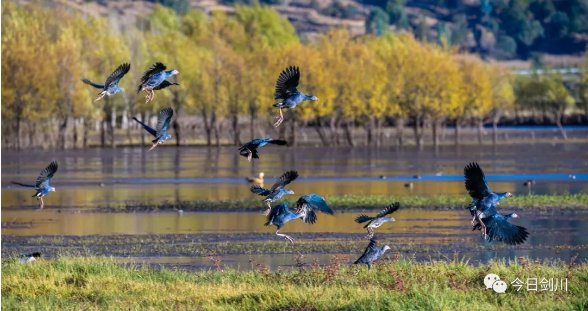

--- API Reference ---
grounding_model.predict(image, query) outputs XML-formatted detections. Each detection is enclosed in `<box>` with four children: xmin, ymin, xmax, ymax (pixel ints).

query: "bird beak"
<box><xmin>508</xmin><ymin>193</ymin><xmax>513</xmax><ymax>197</ymax></box>
<box><xmin>496</xmin><ymin>202</ymin><xmax>500</xmax><ymax>205</ymax></box>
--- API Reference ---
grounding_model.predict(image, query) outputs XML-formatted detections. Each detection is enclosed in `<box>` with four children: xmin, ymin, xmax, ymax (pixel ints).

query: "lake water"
<box><xmin>2</xmin><ymin>143</ymin><xmax>588</xmax><ymax>269</ymax></box>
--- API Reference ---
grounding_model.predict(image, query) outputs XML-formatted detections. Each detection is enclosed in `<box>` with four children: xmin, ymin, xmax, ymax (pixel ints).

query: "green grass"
<box><xmin>2</xmin><ymin>256</ymin><xmax>587</xmax><ymax>310</ymax></box>
<box><xmin>104</xmin><ymin>194</ymin><xmax>588</xmax><ymax>213</ymax></box>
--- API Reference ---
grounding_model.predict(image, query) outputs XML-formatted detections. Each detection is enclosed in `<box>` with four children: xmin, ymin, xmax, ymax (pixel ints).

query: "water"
<box><xmin>2</xmin><ymin>144</ymin><xmax>588</xmax><ymax>268</ymax></box>
<box><xmin>2</xmin><ymin>144</ymin><xmax>587</xmax><ymax>208</ymax></box>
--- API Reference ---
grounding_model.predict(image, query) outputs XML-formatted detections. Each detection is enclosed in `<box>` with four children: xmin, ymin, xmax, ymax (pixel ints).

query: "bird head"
<box><xmin>50</xmin><ymin>187</ymin><xmax>56</xmax><ymax>192</ymax></box>
<box><xmin>119</xmin><ymin>87</ymin><xmax>125</xmax><ymax>93</ymax></box>
<box><xmin>171</xmin><ymin>69</ymin><xmax>180</xmax><ymax>76</ymax></box>
<box><xmin>309</xmin><ymin>95</ymin><xmax>318</xmax><ymax>101</ymax></box>
<box><xmin>386</xmin><ymin>217</ymin><xmax>395</xmax><ymax>222</ymax></box>
<box><xmin>382</xmin><ymin>245</ymin><xmax>391</xmax><ymax>252</ymax></box>
<box><xmin>507</xmin><ymin>192</ymin><xmax>513</xmax><ymax>197</ymax></box>
<box><xmin>286</xmin><ymin>190</ymin><xmax>295</xmax><ymax>195</ymax></box>
<box><xmin>259</xmin><ymin>172</ymin><xmax>265</xmax><ymax>178</ymax></box>
<box><xmin>507</xmin><ymin>213</ymin><xmax>519</xmax><ymax>219</ymax></box>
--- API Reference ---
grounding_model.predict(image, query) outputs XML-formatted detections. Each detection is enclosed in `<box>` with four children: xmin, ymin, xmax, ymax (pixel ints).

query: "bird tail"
<box><xmin>11</xmin><ymin>181</ymin><xmax>35</xmax><ymax>188</ymax></box>
<box><xmin>355</xmin><ymin>215</ymin><xmax>372</xmax><ymax>224</ymax></box>
<box><xmin>251</xmin><ymin>150</ymin><xmax>259</xmax><ymax>159</ymax></box>
<box><xmin>484</xmin><ymin>217</ymin><xmax>529</xmax><ymax>245</ymax></box>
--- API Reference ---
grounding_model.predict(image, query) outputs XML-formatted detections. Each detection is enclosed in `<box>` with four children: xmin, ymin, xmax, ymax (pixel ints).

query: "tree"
<box><xmin>366</xmin><ymin>7</ymin><xmax>389</xmax><ymax>35</ymax></box>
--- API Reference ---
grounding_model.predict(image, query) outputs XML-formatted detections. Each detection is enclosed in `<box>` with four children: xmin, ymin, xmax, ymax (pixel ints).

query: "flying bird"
<box><xmin>251</xmin><ymin>170</ymin><xmax>298</xmax><ymax>215</ymax></box>
<box><xmin>11</xmin><ymin>161</ymin><xmax>58</xmax><ymax>210</ymax></box>
<box><xmin>264</xmin><ymin>195</ymin><xmax>334</xmax><ymax>243</ymax></box>
<box><xmin>246</xmin><ymin>172</ymin><xmax>265</xmax><ymax>186</ymax></box>
<box><xmin>355</xmin><ymin>203</ymin><xmax>400</xmax><ymax>239</ymax></box>
<box><xmin>464</xmin><ymin>162</ymin><xmax>528</xmax><ymax>245</ymax></box>
<box><xmin>354</xmin><ymin>239</ymin><xmax>390</xmax><ymax>270</ymax></box>
<box><xmin>273</xmin><ymin>66</ymin><xmax>318</xmax><ymax>127</ymax></box>
<box><xmin>133</xmin><ymin>107</ymin><xmax>174</xmax><ymax>151</ymax></box>
<box><xmin>82</xmin><ymin>63</ymin><xmax>131</xmax><ymax>102</ymax></box>
<box><xmin>238</xmin><ymin>138</ymin><xmax>287</xmax><ymax>161</ymax></box>
<box><xmin>138</xmin><ymin>62</ymin><xmax>179</xmax><ymax>104</ymax></box>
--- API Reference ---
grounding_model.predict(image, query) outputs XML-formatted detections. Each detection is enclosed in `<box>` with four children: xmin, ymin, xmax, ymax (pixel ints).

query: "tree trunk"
<box><xmin>492</xmin><ymin>120</ymin><xmax>498</xmax><ymax>145</ymax></box>
<box><xmin>366</xmin><ymin>117</ymin><xmax>374</xmax><ymax>146</ymax></box>
<box><xmin>83</xmin><ymin>117</ymin><xmax>89</xmax><ymax>149</ymax></box>
<box><xmin>396</xmin><ymin>117</ymin><xmax>404</xmax><ymax>146</ymax></box>
<box><xmin>413</xmin><ymin>115</ymin><xmax>424</xmax><ymax>148</ymax></box>
<box><xmin>375</xmin><ymin>118</ymin><xmax>382</xmax><ymax>147</ymax></box>
<box><xmin>73</xmin><ymin>117</ymin><xmax>79</xmax><ymax>149</ymax></box>
<box><xmin>140</xmin><ymin>111</ymin><xmax>146</xmax><ymax>146</ymax></box>
<box><xmin>58</xmin><ymin>117</ymin><xmax>68</xmax><ymax>150</ymax></box>
<box><xmin>477</xmin><ymin>118</ymin><xmax>484</xmax><ymax>145</ymax></box>
<box><xmin>16</xmin><ymin>116</ymin><xmax>22</xmax><ymax>150</ymax></box>
<box><xmin>432</xmin><ymin>118</ymin><xmax>439</xmax><ymax>148</ymax></box>
<box><xmin>213</xmin><ymin>114</ymin><xmax>220</xmax><ymax>147</ymax></box>
<box><xmin>555</xmin><ymin>111</ymin><xmax>567</xmax><ymax>140</ymax></box>
<box><xmin>315</xmin><ymin>117</ymin><xmax>330</xmax><ymax>146</ymax></box>
<box><xmin>290</xmin><ymin>117</ymin><xmax>297</xmax><ymax>146</ymax></box>
<box><xmin>101</xmin><ymin>120</ymin><xmax>106</xmax><ymax>147</ymax></box>
<box><xmin>329</xmin><ymin>116</ymin><xmax>339</xmax><ymax>146</ymax></box>
<box><xmin>454</xmin><ymin>118</ymin><xmax>461</xmax><ymax>146</ymax></box>
<box><xmin>249</xmin><ymin>103</ymin><xmax>256</xmax><ymax>140</ymax></box>
<box><xmin>344</xmin><ymin>119</ymin><xmax>355</xmax><ymax>147</ymax></box>
<box><xmin>232</xmin><ymin>115</ymin><xmax>241</xmax><ymax>146</ymax></box>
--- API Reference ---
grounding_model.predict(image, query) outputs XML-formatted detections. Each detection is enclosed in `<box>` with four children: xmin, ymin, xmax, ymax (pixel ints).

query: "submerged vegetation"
<box><xmin>2</xmin><ymin>256</ymin><xmax>587</xmax><ymax>310</ymax></box>
<box><xmin>100</xmin><ymin>194</ymin><xmax>588</xmax><ymax>213</ymax></box>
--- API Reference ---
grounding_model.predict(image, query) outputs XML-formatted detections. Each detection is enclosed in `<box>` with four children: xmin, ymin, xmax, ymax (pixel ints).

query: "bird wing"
<box><xmin>270</xmin><ymin>170</ymin><xmax>299</xmax><ymax>192</ymax></box>
<box><xmin>155</xmin><ymin>108</ymin><xmax>174</xmax><ymax>139</ymax></box>
<box><xmin>376</xmin><ymin>202</ymin><xmax>400</xmax><ymax>218</ymax></box>
<box><xmin>296</xmin><ymin>194</ymin><xmax>334</xmax><ymax>215</ymax></box>
<box><xmin>354</xmin><ymin>215</ymin><xmax>373</xmax><ymax>223</ymax></box>
<box><xmin>265</xmin><ymin>203</ymin><xmax>290</xmax><ymax>225</ymax></box>
<box><xmin>483</xmin><ymin>214</ymin><xmax>529</xmax><ymax>245</ymax></box>
<box><xmin>11</xmin><ymin>181</ymin><xmax>36</xmax><ymax>188</ymax></box>
<box><xmin>104</xmin><ymin>63</ymin><xmax>131</xmax><ymax>88</ymax></box>
<box><xmin>35</xmin><ymin>161</ymin><xmax>58</xmax><ymax>189</ymax></box>
<box><xmin>251</xmin><ymin>185</ymin><xmax>272</xmax><ymax>196</ymax></box>
<box><xmin>268</xmin><ymin>139</ymin><xmax>288</xmax><ymax>146</ymax></box>
<box><xmin>141</xmin><ymin>62</ymin><xmax>166</xmax><ymax>83</ymax></box>
<box><xmin>132</xmin><ymin>117</ymin><xmax>157</xmax><ymax>137</ymax></box>
<box><xmin>274</xmin><ymin>66</ymin><xmax>300</xmax><ymax>100</ymax></box>
<box><xmin>153</xmin><ymin>80</ymin><xmax>179</xmax><ymax>90</ymax></box>
<box><xmin>354</xmin><ymin>239</ymin><xmax>378</xmax><ymax>264</ymax></box>
<box><xmin>81</xmin><ymin>79</ymin><xmax>105</xmax><ymax>89</ymax></box>
<box><xmin>464</xmin><ymin>162</ymin><xmax>493</xmax><ymax>200</ymax></box>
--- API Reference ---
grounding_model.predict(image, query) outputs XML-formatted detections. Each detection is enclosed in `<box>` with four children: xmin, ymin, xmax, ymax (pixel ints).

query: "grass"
<box><xmin>2</xmin><ymin>256</ymin><xmax>587</xmax><ymax>310</ymax></box>
<box><xmin>101</xmin><ymin>194</ymin><xmax>588</xmax><ymax>213</ymax></box>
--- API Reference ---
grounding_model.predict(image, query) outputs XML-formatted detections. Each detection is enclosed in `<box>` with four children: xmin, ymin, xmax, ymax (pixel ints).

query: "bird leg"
<box><xmin>246</xmin><ymin>148</ymin><xmax>252</xmax><ymax>162</ymax></box>
<box><xmin>149</xmin><ymin>141</ymin><xmax>159</xmax><ymax>151</ymax></box>
<box><xmin>273</xmin><ymin>108</ymin><xmax>284</xmax><ymax>127</ymax></box>
<box><xmin>149</xmin><ymin>90</ymin><xmax>155</xmax><ymax>102</ymax></box>
<box><xmin>471</xmin><ymin>215</ymin><xmax>477</xmax><ymax>226</ymax></box>
<box><xmin>366</xmin><ymin>227</ymin><xmax>374</xmax><ymax>239</ymax></box>
<box><xmin>479</xmin><ymin>219</ymin><xmax>487</xmax><ymax>239</ymax></box>
<box><xmin>94</xmin><ymin>92</ymin><xmax>106</xmax><ymax>102</ymax></box>
<box><xmin>263</xmin><ymin>201</ymin><xmax>272</xmax><ymax>216</ymax></box>
<box><xmin>37</xmin><ymin>197</ymin><xmax>44</xmax><ymax>211</ymax></box>
<box><xmin>276</xmin><ymin>230</ymin><xmax>295</xmax><ymax>243</ymax></box>
<box><xmin>144</xmin><ymin>89</ymin><xmax>154</xmax><ymax>104</ymax></box>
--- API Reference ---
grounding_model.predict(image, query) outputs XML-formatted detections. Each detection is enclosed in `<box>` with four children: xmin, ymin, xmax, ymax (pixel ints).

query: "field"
<box><xmin>2</xmin><ymin>256</ymin><xmax>587</xmax><ymax>310</ymax></box>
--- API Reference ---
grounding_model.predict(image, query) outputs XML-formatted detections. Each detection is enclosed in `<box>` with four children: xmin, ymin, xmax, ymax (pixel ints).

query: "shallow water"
<box><xmin>2</xmin><ymin>144</ymin><xmax>588</xmax><ymax>268</ymax></box>
<box><xmin>2</xmin><ymin>144</ymin><xmax>588</xmax><ymax>208</ymax></box>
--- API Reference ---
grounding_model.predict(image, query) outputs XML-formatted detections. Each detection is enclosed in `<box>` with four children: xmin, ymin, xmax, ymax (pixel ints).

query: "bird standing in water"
<box><xmin>138</xmin><ymin>62</ymin><xmax>179</xmax><ymax>104</ymax></box>
<box><xmin>273</xmin><ymin>66</ymin><xmax>318</xmax><ymax>127</ymax></box>
<box><xmin>354</xmin><ymin>239</ymin><xmax>391</xmax><ymax>270</ymax></box>
<box><xmin>464</xmin><ymin>162</ymin><xmax>528</xmax><ymax>244</ymax></box>
<box><xmin>82</xmin><ymin>63</ymin><xmax>131</xmax><ymax>102</ymax></box>
<box><xmin>355</xmin><ymin>203</ymin><xmax>400</xmax><ymax>239</ymax></box>
<box><xmin>133</xmin><ymin>107</ymin><xmax>174</xmax><ymax>151</ymax></box>
<box><xmin>239</xmin><ymin>138</ymin><xmax>287</xmax><ymax>162</ymax></box>
<box><xmin>264</xmin><ymin>195</ymin><xmax>333</xmax><ymax>243</ymax></box>
<box><xmin>11</xmin><ymin>161</ymin><xmax>58</xmax><ymax>210</ymax></box>
<box><xmin>251</xmin><ymin>170</ymin><xmax>298</xmax><ymax>215</ymax></box>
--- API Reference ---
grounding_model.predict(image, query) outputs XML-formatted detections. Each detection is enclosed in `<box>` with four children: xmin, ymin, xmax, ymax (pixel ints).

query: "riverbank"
<box><xmin>2</xmin><ymin>256</ymin><xmax>586</xmax><ymax>310</ymax></box>
<box><xmin>94</xmin><ymin>194</ymin><xmax>588</xmax><ymax>213</ymax></box>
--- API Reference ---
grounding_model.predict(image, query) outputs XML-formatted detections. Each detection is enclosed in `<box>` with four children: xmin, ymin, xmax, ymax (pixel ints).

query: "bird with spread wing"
<box><xmin>82</xmin><ymin>63</ymin><xmax>131</xmax><ymax>102</ymax></box>
<box><xmin>272</xmin><ymin>66</ymin><xmax>318</xmax><ymax>127</ymax></box>
<box><xmin>251</xmin><ymin>170</ymin><xmax>298</xmax><ymax>215</ymax></box>
<box><xmin>133</xmin><ymin>107</ymin><xmax>174</xmax><ymax>151</ymax></box>
<box><xmin>11</xmin><ymin>161</ymin><xmax>58</xmax><ymax>210</ymax></box>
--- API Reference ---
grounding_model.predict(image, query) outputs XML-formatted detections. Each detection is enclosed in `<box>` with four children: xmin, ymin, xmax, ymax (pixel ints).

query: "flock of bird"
<box><xmin>9</xmin><ymin>64</ymin><xmax>529</xmax><ymax>269</ymax></box>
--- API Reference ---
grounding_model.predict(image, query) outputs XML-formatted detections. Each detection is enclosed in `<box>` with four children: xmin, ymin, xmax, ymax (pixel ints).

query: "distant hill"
<box><xmin>21</xmin><ymin>0</ymin><xmax>588</xmax><ymax>68</ymax></box>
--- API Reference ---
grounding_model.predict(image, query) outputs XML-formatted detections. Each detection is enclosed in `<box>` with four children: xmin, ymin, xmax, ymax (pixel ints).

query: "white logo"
<box><xmin>484</xmin><ymin>274</ymin><xmax>500</xmax><ymax>289</ymax></box>
<box><xmin>492</xmin><ymin>280</ymin><xmax>508</xmax><ymax>293</ymax></box>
